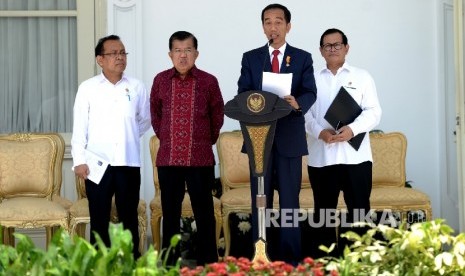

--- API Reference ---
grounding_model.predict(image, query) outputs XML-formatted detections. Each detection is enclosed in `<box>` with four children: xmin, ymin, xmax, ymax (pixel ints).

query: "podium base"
<box><xmin>251</xmin><ymin>238</ymin><xmax>271</xmax><ymax>264</ymax></box>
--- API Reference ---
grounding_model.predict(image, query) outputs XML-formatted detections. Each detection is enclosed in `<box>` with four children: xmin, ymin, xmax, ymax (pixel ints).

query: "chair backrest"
<box><xmin>217</xmin><ymin>131</ymin><xmax>250</xmax><ymax>192</ymax></box>
<box><xmin>217</xmin><ymin>130</ymin><xmax>407</xmax><ymax>191</ymax></box>
<box><xmin>217</xmin><ymin>131</ymin><xmax>312</xmax><ymax>191</ymax></box>
<box><xmin>0</xmin><ymin>133</ymin><xmax>64</xmax><ymax>200</ymax></box>
<box><xmin>149</xmin><ymin>135</ymin><xmax>160</xmax><ymax>195</ymax></box>
<box><xmin>51</xmin><ymin>134</ymin><xmax>65</xmax><ymax>197</ymax></box>
<box><xmin>370</xmin><ymin>131</ymin><xmax>407</xmax><ymax>188</ymax></box>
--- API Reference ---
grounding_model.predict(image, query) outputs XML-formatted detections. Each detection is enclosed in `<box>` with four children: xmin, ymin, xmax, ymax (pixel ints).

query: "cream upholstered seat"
<box><xmin>368</xmin><ymin>131</ymin><xmax>432</xmax><ymax>221</ymax></box>
<box><xmin>148</xmin><ymin>135</ymin><xmax>222</xmax><ymax>252</ymax></box>
<box><xmin>0</xmin><ymin>133</ymin><xmax>69</xmax><ymax>247</ymax></box>
<box><xmin>68</xmin><ymin>176</ymin><xmax>147</xmax><ymax>254</ymax></box>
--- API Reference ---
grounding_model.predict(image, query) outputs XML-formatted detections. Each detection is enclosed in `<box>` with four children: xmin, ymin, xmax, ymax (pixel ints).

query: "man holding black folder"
<box><xmin>304</xmin><ymin>28</ymin><xmax>381</xmax><ymax>257</ymax></box>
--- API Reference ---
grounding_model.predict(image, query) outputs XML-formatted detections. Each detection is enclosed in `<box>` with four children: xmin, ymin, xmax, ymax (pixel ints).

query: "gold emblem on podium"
<box><xmin>247</xmin><ymin>93</ymin><xmax>265</xmax><ymax>113</ymax></box>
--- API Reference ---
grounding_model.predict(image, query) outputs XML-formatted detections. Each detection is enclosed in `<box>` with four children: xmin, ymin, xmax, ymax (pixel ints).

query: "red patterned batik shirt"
<box><xmin>150</xmin><ymin>66</ymin><xmax>224</xmax><ymax>166</ymax></box>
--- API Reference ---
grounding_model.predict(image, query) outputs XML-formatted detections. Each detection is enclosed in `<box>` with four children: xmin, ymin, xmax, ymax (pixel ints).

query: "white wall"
<box><xmin>130</xmin><ymin>0</ymin><xmax>442</xmax><ymax>220</ymax></box>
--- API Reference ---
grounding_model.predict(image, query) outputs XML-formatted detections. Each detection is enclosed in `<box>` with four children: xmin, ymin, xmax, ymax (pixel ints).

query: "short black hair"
<box><xmin>319</xmin><ymin>28</ymin><xmax>348</xmax><ymax>47</ymax></box>
<box><xmin>95</xmin><ymin>35</ymin><xmax>121</xmax><ymax>57</ymax></box>
<box><xmin>169</xmin><ymin>31</ymin><xmax>198</xmax><ymax>50</ymax></box>
<box><xmin>261</xmin><ymin>3</ymin><xmax>291</xmax><ymax>24</ymax></box>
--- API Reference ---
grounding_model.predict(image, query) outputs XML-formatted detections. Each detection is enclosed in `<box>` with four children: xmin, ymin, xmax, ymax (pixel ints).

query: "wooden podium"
<box><xmin>224</xmin><ymin>90</ymin><xmax>292</xmax><ymax>263</ymax></box>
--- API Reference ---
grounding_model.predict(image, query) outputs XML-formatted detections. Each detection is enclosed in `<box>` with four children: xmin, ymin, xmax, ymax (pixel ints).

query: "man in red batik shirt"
<box><xmin>150</xmin><ymin>31</ymin><xmax>224</xmax><ymax>266</ymax></box>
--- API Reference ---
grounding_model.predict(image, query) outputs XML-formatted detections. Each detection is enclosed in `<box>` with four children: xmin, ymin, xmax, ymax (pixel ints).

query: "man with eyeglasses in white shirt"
<box><xmin>304</xmin><ymin>28</ymin><xmax>382</xmax><ymax>258</ymax></box>
<box><xmin>71</xmin><ymin>34</ymin><xmax>151</xmax><ymax>259</ymax></box>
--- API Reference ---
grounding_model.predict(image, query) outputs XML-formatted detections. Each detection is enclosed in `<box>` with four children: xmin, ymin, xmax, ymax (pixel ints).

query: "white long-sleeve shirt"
<box><xmin>305</xmin><ymin>63</ymin><xmax>382</xmax><ymax>167</ymax></box>
<box><xmin>71</xmin><ymin>73</ymin><xmax>151</xmax><ymax>168</ymax></box>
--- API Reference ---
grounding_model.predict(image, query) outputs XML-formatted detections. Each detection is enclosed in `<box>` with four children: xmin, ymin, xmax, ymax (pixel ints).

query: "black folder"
<box><xmin>324</xmin><ymin>87</ymin><xmax>366</xmax><ymax>151</ymax></box>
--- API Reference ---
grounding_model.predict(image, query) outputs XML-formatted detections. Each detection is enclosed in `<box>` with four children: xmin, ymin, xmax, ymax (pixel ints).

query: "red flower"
<box><xmin>224</xmin><ymin>256</ymin><xmax>237</xmax><ymax>263</ymax></box>
<box><xmin>303</xmin><ymin>257</ymin><xmax>314</xmax><ymax>266</ymax></box>
<box><xmin>296</xmin><ymin>264</ymin><xmax>307</xmax><ymax>273</ymax></box>
<box><xmin>208</xmin><ymin>262</ymin><xmax>227</xmax><ymax>271</ymax></box>
<box><xmin>312</xmin><ymin>267</ymin><xmax>325</xmax><ymax>276</ymax></box>
<box><xmin>179</xmin><ymin>256</ymin><xmax>331</xmax><ymax>275</ymax></box>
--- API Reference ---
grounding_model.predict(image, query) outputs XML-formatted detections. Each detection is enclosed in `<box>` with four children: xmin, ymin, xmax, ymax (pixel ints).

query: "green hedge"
<box><xmin>1</xmin><ymin>219</ymin><xmax>464</xmax><ymax>275</ymax></box>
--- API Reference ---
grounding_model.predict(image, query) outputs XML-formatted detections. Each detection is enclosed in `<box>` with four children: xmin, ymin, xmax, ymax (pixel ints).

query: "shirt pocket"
<box><xmin>121</xmin><ymin>92</ymin><xmax>137</xmax><ymax>118</ymax></box>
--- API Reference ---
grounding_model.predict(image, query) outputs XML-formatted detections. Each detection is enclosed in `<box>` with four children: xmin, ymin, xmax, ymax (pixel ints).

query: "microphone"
<box><xmin>260</xmin><ymin>39</ymin><xmax>274</xmax><ymax>91</ymax></box>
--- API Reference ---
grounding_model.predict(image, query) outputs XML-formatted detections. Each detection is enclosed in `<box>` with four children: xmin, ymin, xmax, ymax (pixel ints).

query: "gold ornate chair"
<box><xmin>0</xmin><ymin>133</ymin><xmax>69</xmax><ymax>247</ymax></box>
<box><xmin>148</xmin><ymin>135</ymin><xmax>222</xmax><ymax>252</ymax></box>
<box><xmin>368</xmin><ymin>131</ymin><xmax>432</xmax><ymax>221</ymax></box>
<box><xmin>68</xmin><ymin>176</ymin><xmax>147</xmax><ymax>254</ymax></box>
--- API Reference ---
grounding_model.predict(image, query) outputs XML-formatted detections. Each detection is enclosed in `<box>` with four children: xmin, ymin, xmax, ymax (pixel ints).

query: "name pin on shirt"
<box><xmin>125</xmin><ymin>88</ymin><xmax>131</xmax><ymax>101</ymax></box>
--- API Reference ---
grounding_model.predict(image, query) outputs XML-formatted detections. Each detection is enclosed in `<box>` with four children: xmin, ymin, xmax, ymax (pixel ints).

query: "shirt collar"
<box><xmin>268</xmin><ymin>43</ymin><xmax>287</xmax><ymax>56</ymax></box>
<box><xmin>168</xmin><ymin>65</ymin><xmax>199</xmax><ymax>79</ymax></box>
<box><xmin>319</xmin><ymin>62</ymin><xmax>352</xmax><ymax>75</ymax></box>
<box><xmin>98</xmin><ymin>72</ymin><xmax>128</xmax><ymax>85</ymax></box>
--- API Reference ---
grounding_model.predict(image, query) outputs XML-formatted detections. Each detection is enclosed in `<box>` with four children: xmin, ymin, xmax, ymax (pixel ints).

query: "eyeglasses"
<box><xmin>101</xmin><ymin>52</ymin><xmax>129</xmax><ymax>58</ymax></box>
<box><xmin>322</xmin><ymin>42</ymin><xmax>344</xmax><ymax>52</ymax></box>
<box><xmin>171</xmin><ymin>48</ymin><xmax>195</xmax><ymax>55</ymax></box>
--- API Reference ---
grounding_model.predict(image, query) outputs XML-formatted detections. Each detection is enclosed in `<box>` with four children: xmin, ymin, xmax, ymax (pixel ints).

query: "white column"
<box><xmin>454</xmin><ymin>0</ymin><xmax>465</xmax><ymax>231</ymax></box>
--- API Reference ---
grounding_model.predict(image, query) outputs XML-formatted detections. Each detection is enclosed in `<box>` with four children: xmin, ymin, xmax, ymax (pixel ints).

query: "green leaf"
<box><xmin>170</xmin><ymin>234</ymin><xmax>181</xmax><ymax>248</ymax></box>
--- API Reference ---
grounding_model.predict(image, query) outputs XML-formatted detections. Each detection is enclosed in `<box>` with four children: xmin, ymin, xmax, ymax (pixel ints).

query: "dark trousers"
<box><xmin>157</xmin><ymin>166</ymin><xmax>218</xmax><ymax>265</ymax></box>
<box><xmin>307</xmin><ymin>161</ymin><xmax>372</xmax><ymax>258</ymax></box>
<box><xmin>85</xmin><ymin>165</ymin><xmax>141</xmax><ymax>258</ymax></box>
<box><xmin>250</xmin><ymin>149</ymin><xmax>302</xmax><ymax>265</ymax></box>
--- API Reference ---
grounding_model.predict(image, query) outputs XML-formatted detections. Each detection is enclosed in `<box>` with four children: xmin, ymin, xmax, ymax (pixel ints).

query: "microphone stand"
<box><xmin>256</xmin><ymin>38</ymin><xmax>273</xmax><ymax>246</ymax></box>
<box><xmin>253</xmin><ymin>174</ymin><xmax>269</xmax><ymax>264</ymax></box>
<box><xmin>224</xmin><ymin>89</ymin><xmax>292</xmax><ymax>265</ymax></box>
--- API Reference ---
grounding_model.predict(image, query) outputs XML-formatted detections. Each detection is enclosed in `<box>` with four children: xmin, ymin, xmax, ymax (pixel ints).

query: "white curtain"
<box><xmin>0</xmin><ymin>0</ymin><xmax>77</xmax><ymax>133</ymax></box>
